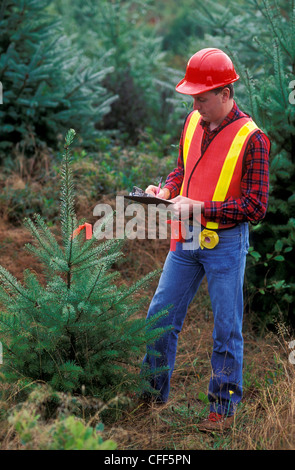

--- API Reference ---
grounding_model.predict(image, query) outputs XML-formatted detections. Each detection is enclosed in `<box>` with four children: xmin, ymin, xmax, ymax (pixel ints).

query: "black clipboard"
<box><xmin>124</xmin><ymin>186</ymin><xmax>174</xmax><ymax>207</ymax></box>
<box><xmin>124</xmin><ymin>195</ymin><xmax>174</xmax><ymax>206</ymax></box>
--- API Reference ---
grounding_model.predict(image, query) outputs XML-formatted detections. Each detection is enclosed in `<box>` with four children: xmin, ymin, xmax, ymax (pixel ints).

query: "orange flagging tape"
<box><xmin>71</xmin><ymin>223</ymin><xmax>92</xmax><ymax>240</ymax></box>
<box><xmin>166</xmin><ymin>220</ymin><xmax>186</xmax><ymax>251</ymax></box>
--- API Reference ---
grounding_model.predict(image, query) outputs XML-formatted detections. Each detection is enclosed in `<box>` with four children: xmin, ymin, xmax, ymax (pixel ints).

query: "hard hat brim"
<box><xmin>175</xmin><ymin>76</ymin><xmax>240</xmax><ymax>96</ymax></box>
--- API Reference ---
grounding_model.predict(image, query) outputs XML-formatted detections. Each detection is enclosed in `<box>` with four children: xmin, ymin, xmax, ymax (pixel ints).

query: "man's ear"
<box><xmin>221</xmin><ymin>87</ymin><xmax>230</xmax><ymax>102</ymax></box>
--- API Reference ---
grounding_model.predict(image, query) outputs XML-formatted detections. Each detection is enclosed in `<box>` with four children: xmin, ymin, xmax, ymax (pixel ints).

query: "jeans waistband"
<box><xmin>188</xmin><ymin>222</ymin><xmax>248</xmax><ymax>233</ymax></box>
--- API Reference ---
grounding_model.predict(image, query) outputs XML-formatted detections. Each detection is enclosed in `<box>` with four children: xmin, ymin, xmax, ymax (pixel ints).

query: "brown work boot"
<box><xmin>196</xmin><ymin>412</ymin><xmax>235</xmax><ymax>432</ymax></box>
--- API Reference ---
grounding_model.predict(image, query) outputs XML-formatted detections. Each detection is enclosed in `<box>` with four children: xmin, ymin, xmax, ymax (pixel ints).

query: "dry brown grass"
<box><xmin>101</xmin><ymin>275</ymin><xmax>295</xmax><ymax>451</ymax></box>
<box><xmin>0</xmin><ymin>218</ymin><xmax>294</xmax><ymax>450</ymax></box>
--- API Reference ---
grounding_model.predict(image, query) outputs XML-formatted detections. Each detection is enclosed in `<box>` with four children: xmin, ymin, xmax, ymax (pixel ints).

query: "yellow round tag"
<box><xmin>199</xmin><ymin>229</ymin><xmax>219</xmax><ymax>250</ymax></box>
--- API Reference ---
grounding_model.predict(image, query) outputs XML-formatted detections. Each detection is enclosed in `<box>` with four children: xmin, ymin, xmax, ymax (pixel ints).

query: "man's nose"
<box><xmin>193</xmin><ymin>99</ymin><xmax>200</xmax><ymax>111</ymax></box>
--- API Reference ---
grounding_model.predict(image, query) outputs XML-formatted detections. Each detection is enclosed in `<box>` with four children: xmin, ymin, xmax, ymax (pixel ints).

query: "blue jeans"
<box><xmin>142</xmin><ymin>222</ymin><xmax>249</xmax><ymax>416</ymax></box>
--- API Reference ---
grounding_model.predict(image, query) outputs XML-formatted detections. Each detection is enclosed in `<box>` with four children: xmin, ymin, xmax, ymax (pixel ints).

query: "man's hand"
<box><xmin>170</xmin><ymin>195</ymin><xmax>204</xmax><ymax>219</ymax></box>
<box><xmin>145</xmin><ymin>185</ymin><xmax>170</xmax><ymax>200</ymax></box>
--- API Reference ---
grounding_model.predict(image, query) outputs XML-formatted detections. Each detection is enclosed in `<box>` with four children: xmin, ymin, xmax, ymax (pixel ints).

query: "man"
<box><xmin>141</xmin><ymin>48</ymin><xmax>270</xmax><ymax>432</ymax></box>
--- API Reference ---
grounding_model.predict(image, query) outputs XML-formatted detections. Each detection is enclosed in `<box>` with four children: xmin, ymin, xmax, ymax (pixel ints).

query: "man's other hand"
<box><xmin>145</xmin><ymin>186</ymin><xmax>170</xmax><ymax>199</ymax></box>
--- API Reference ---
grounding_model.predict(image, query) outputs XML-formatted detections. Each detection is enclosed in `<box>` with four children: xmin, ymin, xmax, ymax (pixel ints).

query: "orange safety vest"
<box><xmin>180</xmin><ymin>110</ymin><xmax>266</xmax><ymax>229</ymax></box>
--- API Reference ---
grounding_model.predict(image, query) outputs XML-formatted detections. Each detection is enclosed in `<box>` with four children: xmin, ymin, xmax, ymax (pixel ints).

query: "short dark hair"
<box><xmin>213</xmin><ymin>83</ymin><xmax>234</xmax><ymax>98</ymax></box>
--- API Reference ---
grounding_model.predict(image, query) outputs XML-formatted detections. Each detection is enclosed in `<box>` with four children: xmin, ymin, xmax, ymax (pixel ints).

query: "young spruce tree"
<box><xmin>0</xmin><ymin>0</ymin><xmax>116</xmax><ymax>161</ymax></box>
<box><xmin>0</xmin><ymin>129</ymin><xmax>168</xmax><ymax>400</ymax></box>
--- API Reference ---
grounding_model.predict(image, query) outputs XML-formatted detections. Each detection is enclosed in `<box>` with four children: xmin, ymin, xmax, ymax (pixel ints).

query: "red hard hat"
<box><xmin>175</xmin><ymin>48</ymin><xmax>239</xmax><ymax>95</ymax></box>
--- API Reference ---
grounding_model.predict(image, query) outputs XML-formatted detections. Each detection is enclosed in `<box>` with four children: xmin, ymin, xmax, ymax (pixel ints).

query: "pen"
<box><xmin>156</xmin><ymin>176</ymin><xmax>163</xmax><ymax>196</ymax></box>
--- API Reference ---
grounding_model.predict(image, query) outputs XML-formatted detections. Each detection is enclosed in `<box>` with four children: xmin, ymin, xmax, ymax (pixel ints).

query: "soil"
<box><xmin>0</xmin><ymin>220</ymin><xmax>44</xmax><ymax>282</ymax></box>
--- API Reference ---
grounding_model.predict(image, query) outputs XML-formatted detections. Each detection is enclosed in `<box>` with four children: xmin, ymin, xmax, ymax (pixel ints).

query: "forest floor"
<box><xmin>0</xmin><ymin>217</ymin><xmax>294</xmax><ymax>451</ymax></box>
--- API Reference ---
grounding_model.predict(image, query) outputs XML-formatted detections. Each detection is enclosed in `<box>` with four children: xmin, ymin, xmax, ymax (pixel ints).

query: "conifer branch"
<box><xmin>273</xmin><ymin>39</ymin><xmax>288</xmax><ymax>108</ymax></box>
<box><xmin>31</xmin><ymin>214</ymin><xmax>64</xmax><ymax>257</ymax></box>
<box><xmin>24</xmin><ymin>216</ymin><xmax>61</xmax><ymax>262</ymax></box>
<box><xmin>60</xmin><ymin>129</ymin><xmax>77</xmax><ymax>245</ymax></box>
<box><xmin>292</xmin><ymin>0</ymin><xmax>295</xmax><ymax>72</ymax></box>
<box><xmin>72</xmin><ymin>252</ymin><xmax>121</xmax><ymax>274</ymax></box>
<box><xmin>245</xmin><ymin>68</ymin><xmax>257</xmax><ymax>120</ymax></box>
<box><xmin>85</xmin><ymin>266</ymin><xmax>104</xmax><ymax>303</ymax></box>
<box><xmin>66</xmin><ymin>216</ymin><xmax>75</xmax><ymax>290</ymax></box>
<box><xmin>106</xmin><ymin>269</ymin><xmax>161</xmax><ymax>312</ymax></box>
<box><xmin>261</xmin><ymin>0</ymin><xmax>289</xmax><ymax>56</ymax></box>
<box><xmin>0</xmin><ymin>266</ymin><xmax>35</xmax><ymax>303</ymax></box>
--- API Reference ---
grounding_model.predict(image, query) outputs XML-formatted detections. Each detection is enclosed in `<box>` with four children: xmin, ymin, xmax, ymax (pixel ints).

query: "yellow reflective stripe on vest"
<box><xmin>183</xmin><ymin>111</ymin><xmax>201</xmax><ymax>166</ymax></box>
<box><xmin>206</xmin><ymin>120</ymin><xmax>258</xmax><ymax>229</ymax></box>
<box><xmin>180</xmin><ymin>111</ymin><xmax>201</xmax><ymax>195</ymax></box>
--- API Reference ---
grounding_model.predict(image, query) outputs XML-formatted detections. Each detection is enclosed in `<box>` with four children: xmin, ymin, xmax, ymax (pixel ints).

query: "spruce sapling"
<box><xmin>0</xmin><ymin>129</ymin><xmax>170</xmax><ymax>401</ymax></box>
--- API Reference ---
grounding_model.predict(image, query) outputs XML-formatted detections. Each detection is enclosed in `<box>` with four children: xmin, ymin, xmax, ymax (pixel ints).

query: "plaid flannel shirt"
<box><xmin>164</xmin><ymin>102</ymin><xmax>270</xmax><ymax>225</ymax></box>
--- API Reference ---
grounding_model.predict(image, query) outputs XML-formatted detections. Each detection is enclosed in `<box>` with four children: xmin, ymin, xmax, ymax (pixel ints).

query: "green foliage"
<box><xmin>0</xmin><ymin>129</ymin><xmax>169</xmax><ymax>400</ymax></box>
<box><xmin>0</xmin><ymin>132</ymin><xmax>176</xmax><ymax>225</ymax></box>
<box><xmin>161</xmin><ymin>2</ymin><xmax>205</xmax><ymax>56</ymax></box>
<box><xmin>95</xmin><ymin>133</ymin><xmax>176</xmax><ymax>195</ymax></box>
<box><xmin>192</xmin><ymin>0</ymin><xmax>295</xmax><ymax>329</ymax></box>
<box><xmin>0</xmin><ymin>177</ymin><xmax>60</xmax><ymax>225</ymax></box>
<box><xmin>0</xmin><ymin>0</ymin><xmax>116</xmax><ymax>160</ymax></box>
<box><xmin>48</xmin><ymin>416</ymin><xmax>116</xmax><ymax>450</ymax></box>
<box><xmin>1</xmin><ymin>0</ymin><xmax>292</xmax><ymax>333</ymax></box>
<box><xmin>51</xmin><ymin>0</ymin><xmax>181</xmax><ymax>143</ymax></box>
<box><xmin>197</xmin><ymin>391</ymin><xmax>209</xmax><ymax>404</ymax></box>
<box><xmin>8</xmin><ymin>386</ymin><xmax>117</xmax><ymax>450</ymax></box>
<box><xmin>241</xmin><ymin>1</ymin><xmax>295</xmax><ymax>329</ymax></box>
